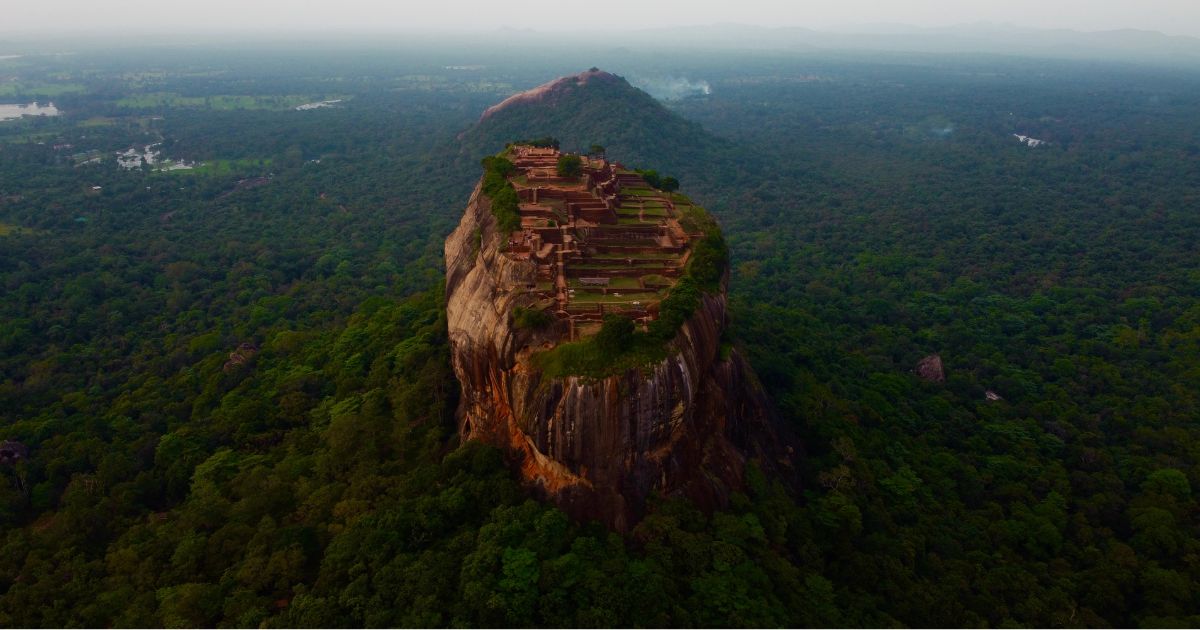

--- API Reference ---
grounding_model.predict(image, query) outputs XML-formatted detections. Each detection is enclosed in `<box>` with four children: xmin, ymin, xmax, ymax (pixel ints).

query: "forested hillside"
<box><xmin>0</xmin><ymin>46</ymin><xmax>1198</xmax><ymax>626</ymax></box>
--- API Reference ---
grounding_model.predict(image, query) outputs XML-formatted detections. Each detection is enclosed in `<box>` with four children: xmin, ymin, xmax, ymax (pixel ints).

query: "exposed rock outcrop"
<box><xmin>916</xmin><ymin>354</ymin><xmax>945</xmax><ymax>382</ymax></box>
<box><xmin>222</xmin><ymin>342</ymin><xmax>259</xmax><ymax>373</ymax></box>
<box><xmin>479</xmin><ymin>68</ymin><xmax>621</xmax><ymax>122</ymax></box>
<box><xmin>445</xmin><ymin>180</ymin><xmax>797</xmax><ymax>531</ymax></box>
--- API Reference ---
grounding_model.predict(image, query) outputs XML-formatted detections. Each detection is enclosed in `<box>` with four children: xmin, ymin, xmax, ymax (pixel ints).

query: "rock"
<box><xmin>222</xmin><ymin>342</ymin><xmax>259</xmax><ymax>373</ymax></box>
<box><xmin>445</xmin><ymin>179</ymin><xmax>798</xmax><ymax>531</ymax></box>
<box><xmin>0</xmin><ymin>440</ymin><xmax>28</xmax><ymax>465</ymax></box>
<box><xmin>916</xmin><ymin>354</ymin><xmax>945</xmax><ymax>382</ymax></box>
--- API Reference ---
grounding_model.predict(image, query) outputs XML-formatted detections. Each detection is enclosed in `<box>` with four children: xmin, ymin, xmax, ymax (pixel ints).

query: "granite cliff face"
<box><xmin>445</xmin><ymin>177</ymin><xmax>797</xmax><ymax>531</ymax></box>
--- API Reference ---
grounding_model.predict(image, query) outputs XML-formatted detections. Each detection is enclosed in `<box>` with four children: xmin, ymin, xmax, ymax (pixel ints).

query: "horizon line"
<box><xmin>0</xmin><ymin>21</ymin><xmax>1197</xmax><ymax>41</ymax></box>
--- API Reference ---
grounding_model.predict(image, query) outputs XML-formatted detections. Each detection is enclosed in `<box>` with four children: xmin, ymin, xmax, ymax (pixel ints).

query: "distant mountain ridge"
<box><xmin>443</xmin><ymin>22</ymin><xmax>1200</xmax><ymax>67</ymax></box>
<box><xmin>608</xmin><ymin>22</ymin><xmax>1200</xmax><ymax>65</ymax></box>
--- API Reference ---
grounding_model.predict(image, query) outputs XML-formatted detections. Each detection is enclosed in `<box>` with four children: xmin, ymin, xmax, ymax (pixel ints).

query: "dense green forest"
<box><xmin>1</xmin><ymin>44</ymin><xmax>1199</xmax><ymax>626</ymax></box>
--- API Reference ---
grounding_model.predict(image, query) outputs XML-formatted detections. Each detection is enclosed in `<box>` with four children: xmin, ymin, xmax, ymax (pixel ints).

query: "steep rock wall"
<box><xmin>445</xmin><ymin>182</ymin><xmax>796</xmax><ymax>530</ymax></box>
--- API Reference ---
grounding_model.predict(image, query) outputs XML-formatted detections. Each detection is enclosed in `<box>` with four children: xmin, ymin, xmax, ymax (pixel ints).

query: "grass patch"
<box><xmin>572</xmin><ymin>262</ymin><xmax>668</xmax><ymax>269</ymax></box>
<box><xmin>571</xmin><ymin>294</ymin><xmax>649</xmax><ymax>305</ymax></box>
<box><xmin>618</xmin><ymin>206</ymin><xmax>668</xmax><ymax>216</ymax></box>
<box><xmin>569</xmin><ymin>277</ymin><xmax>641</xmax><ymax>289</ymax></box>
<box><xmin>69</xmin><ymin>150</ymin><xmax>103</xmax><ymax>165</ymax></box>
<box><xmin>159</xmin><ymin>158</ymin><xmax>272</xmax><ymax>176</ymax></box>
<box><xmin>0</xmin><ymin>82</ymin><xmax>86</xmax><ymax>97</ymax></box>
<box><xmin>0</xmin><ymin>131</ymin><xmax>59</xmax><ymax>144</ymax></box>
<box><xmin>640</xmin><ymin>274</ymin><xmax>675</xmax><ymax>287</ymax></box>
<box><xmin>592</xmin><ymin>252</ymin><xmax>678</xmax><ymax>260</ymax></box>
<box><xmin>116</xmin><ymin>93</ymin><xmax>319</xmax><ymax>110</ymax></box>
<box><xmin>79</xmin><ymin>117</ymin><xmax>118</xmax><ymax>127</ymax></box>
<box><xmin>0</xmin><ymin>222</ymin><xmax>39</xmax><ymax>236</ymax></box>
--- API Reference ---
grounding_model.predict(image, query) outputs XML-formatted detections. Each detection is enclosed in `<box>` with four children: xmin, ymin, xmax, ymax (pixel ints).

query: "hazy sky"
<box><xmin>5</xmin><ymin>0</ymin><xmax>1200</xmax><ymax>38</ymax></box>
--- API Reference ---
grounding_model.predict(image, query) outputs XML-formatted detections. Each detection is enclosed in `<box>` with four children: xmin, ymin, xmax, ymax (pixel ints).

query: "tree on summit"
<box><xmin>520</xmin><ymin>136</ymin><xmax>559</xmax><ymax>149</ymax></box>
<box><xmin>636</xmin><ymin>169</ymin><xmax>679</xmax><ymax>192</ymax></box>
<box><xmin>556</xmin><ymin>154</ymin><xmax>583</xmax><ymax>178</ymax></box>
<box><xmin>638</xmin><ymin>169</ymin><xmax>662</xmax><ymax>188</ymax></box>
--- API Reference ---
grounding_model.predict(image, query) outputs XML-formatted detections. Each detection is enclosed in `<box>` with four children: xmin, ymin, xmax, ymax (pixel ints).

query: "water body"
<box><xmin>0</xmin><ymin>102</ymin><xmax>60</xmax><ymax>121</ymax></box>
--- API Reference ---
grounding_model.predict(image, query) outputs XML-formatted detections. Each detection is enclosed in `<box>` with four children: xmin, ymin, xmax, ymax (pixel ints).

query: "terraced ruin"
<box><xmin>499</xmin><ymin>144</ymin><xmax>704</xmax><ymax>339</ymax></box>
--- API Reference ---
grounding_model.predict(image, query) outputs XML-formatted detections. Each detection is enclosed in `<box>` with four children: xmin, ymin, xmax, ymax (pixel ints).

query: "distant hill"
<box><xmin>456</xmin><ymin>68</ymin><xmax>736</xmax><ymax>184</ymax></box>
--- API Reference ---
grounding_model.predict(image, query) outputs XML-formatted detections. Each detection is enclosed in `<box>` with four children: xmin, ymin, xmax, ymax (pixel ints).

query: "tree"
<box><xmin>520</xmin><ymin>136</ymin><xmax>559</xmax><ymax>149</ymax></box>
<box><xmin>595</xmin><ymin>315</ymin><xmax>634</xmax><ymax>355</ymax></box>
<box><xmin>637</xmin><ymin>169</ymin><xmax>662</xmax><ymax>189</ymax></box>
<box><xmin>556</xmin><ymin>154</ymin><xmax>582</xmax><ymax>178</ymax></box>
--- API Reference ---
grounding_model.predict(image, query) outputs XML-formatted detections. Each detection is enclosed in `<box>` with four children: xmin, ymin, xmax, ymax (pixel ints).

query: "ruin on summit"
<box><xmin>500</xmin><ymin>144</ymin><xmax>702</xmax><ymax>340</ymax></box>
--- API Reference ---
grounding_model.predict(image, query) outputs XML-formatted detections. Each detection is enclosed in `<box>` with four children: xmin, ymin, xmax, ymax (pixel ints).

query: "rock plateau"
<box><xmin>445</xmin><ymin>138</ymin><xmax>796</xmax><ymax>530</ymax></box>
